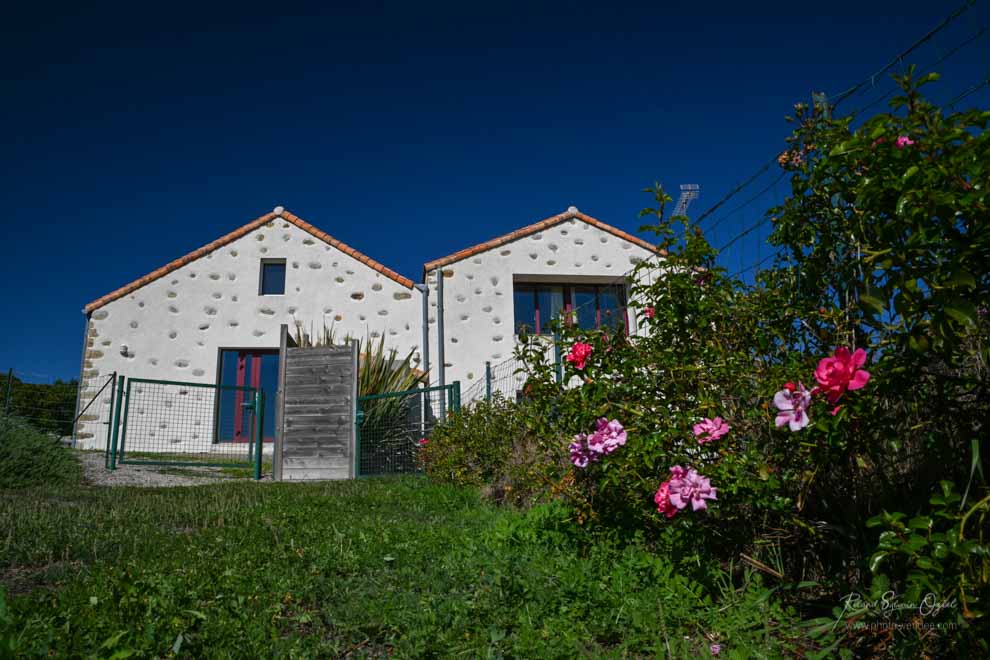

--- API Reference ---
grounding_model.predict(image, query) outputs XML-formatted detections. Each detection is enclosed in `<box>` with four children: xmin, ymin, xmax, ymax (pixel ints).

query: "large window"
<box><xmin>513</xmin><ymin>282</ymin><xmax>627</xmax><ymax>335</ymax></box>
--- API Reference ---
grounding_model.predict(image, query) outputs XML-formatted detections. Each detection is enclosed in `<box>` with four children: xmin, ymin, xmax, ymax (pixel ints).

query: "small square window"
<box><xmin>259</xmin><ymin>260</ymin><xmax>286</xmax><ymax>295</ymax></box>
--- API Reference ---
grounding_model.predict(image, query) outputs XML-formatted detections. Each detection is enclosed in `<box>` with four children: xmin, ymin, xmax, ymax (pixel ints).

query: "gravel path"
<box><xmin>76</xmin><ymin>451</ymin><xmax>238</xmax><ymax>488</ymax></box>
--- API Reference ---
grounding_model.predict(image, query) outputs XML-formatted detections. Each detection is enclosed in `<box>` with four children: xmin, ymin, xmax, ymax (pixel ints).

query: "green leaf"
<box><xmin>908</xmin><ymin>516</ymin><xmax>932</xmax><ymax>531</ymax></box>
<box><xmin>902</xmin><ymin>165</ymin><xmax>919</xmax><ymax>182</ymax></box>
<box><xmin>945</xmin><ymin>298</ymin><xmax>978</xmax><ymax>326</ymax></box>
<box><xmin>869</xmin><ymin>551</ymin><xmax>889</xmax><ymax>573</ymax></box>
<box><xmin>860</xmin><ymin>294</ymin><xmax>885</xmax><ymax>316</ymax></box>
<box><xmin>946</xmin><ymin>270</ymin><xmax>976</xmax><ymax>289</ymax></box>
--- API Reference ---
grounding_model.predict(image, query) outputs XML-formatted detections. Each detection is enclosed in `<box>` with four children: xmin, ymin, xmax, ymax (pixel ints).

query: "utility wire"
<box><xmin>692</xmin><ymin>1</ymin><xmax>981</xmax><ymax>232</ymax></box>
<box><xmin>830</xmin><ymin>0</ymin><xmax>977</xmax><ymax>108</ymax></box>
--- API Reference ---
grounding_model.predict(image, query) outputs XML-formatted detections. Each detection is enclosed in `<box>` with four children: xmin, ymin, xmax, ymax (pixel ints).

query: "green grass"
<box><xmin>0</xmin><ymin>478</ymin><xmax>820</xmax><ymax>657</ymax></box>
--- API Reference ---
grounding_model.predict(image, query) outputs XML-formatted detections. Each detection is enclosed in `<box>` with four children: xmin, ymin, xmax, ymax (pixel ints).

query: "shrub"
<box><xmin>422</xmin><ymin>396</ymin><xmax>567</xmax><ymax>506</ymax></box>
<box><xmin>0</xmin><ymin>415</ymin><xmax>82</xmax><ymax>489</ymax></box>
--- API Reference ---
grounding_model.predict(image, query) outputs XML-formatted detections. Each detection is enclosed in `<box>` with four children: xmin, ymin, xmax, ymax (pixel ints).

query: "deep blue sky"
<box><xmin>2</xmin><ymin>0</ymin><xmax>988</xmax><ymax>382</ymax></box>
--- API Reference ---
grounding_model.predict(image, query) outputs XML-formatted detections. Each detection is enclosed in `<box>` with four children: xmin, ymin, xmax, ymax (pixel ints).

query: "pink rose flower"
<box><xmin>569</xmin><ymin>435</ymin><xmax>591</xmax><ymax>468</ymax></box>
<box><xmin>644</xmin><ymin>306</ymin><xmax>656</xmax><ymax>319</ymax></box>
<box><xmin>565</xmin><ymin>342</ymin><xmax>593</xmax><ymax>370</ymax></box>
<box><xmin>814</xmin><ymin>347</ymin><xmax>870</xmax><ymax>404</ymax></box>
<box><xmin>667</xmin><ymin>467</ymin><xmax>717</xmax><ymax>512</ymax></box>
<box><xmin>418</xmin><ymin>438</ymin><xmax>429</xmax><ymax>447</ymax></box>
<box><xmin>773</xmin><ymin>381</ymin><xmax>812</xmax><ymax>431</ymax></box>
<box><xmin>710</xmin><ymin>643</ymin><xmax>722</xmax><ymax>655</ymax></box>
<box><xmin>587</xmin><ymin>418</ymin><xmax>627</xmax><ymax>455</ymax></box>
<box><xmin>693</xmin><ymin>417</ymin><xmax>729</xmax><ymax>444</ymax></box>
<box><xmin>654</xmin><ymin>481</ymin><xmax>677</xmax><ymax>518</ymax></box>
<box><xmin>895</xmin><ymin>135</ymin><xmax>915</xmax><ymax>148</ymax></box>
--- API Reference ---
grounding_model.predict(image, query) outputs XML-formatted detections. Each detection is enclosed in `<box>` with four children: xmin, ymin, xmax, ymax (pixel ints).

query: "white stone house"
<box><xmin>75</xmin><ymin>205</ymin><xmax>662</xmax><ymax>451</ymax></box>
<box><xmin>422</xmin><ymin>206</ymin><xmax>661</xmax><ymax>398</ymax></box>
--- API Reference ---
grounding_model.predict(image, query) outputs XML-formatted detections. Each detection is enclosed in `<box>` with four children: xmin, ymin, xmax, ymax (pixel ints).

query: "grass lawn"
<box><xmin>1</xmin><ymin>477</ymin><xmax>820</xmax><ymax>658</ymax></box>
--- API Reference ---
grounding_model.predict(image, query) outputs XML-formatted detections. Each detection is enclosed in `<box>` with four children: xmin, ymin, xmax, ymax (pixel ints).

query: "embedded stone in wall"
<box><xmin>229</xmin><ymin>320</ymin><xmax>240</xmax><ymax>327</ymax></box>
<box><xmin>335</xmin><ymin>276</ymin><xmax>345</xmax><ymax>283</ymax></box>
<box><xmin>175</xmin><ymin>359</ymin><xmax>189</xmax><ymax>369</ymax></box>
<box><xmin>378</xmin><ymin>310</ymin><xmax>388</xmax><ymax>316</ymax></box>
<box><xmin>255</xmin><ymin>233</ymin><xmax>265</xmax><ymax>241</ymax></box>
<box><xmin>372</xmin><ymin>283</ymin><xmax>382</xmax><ymax>291</ymax></box>
<box><xmin>482</xmin><ymin>305</ymin><xmax>492</xmax><ymax>312</ymax></box>
<box><xmin>259</xmin><ymin>307</ymin><xmax>276</xmax><ymax>316</ymax></box>
<box><xmin>231</xmin><ymin>250</ymin><xmax>239</xmax><ymax>257</ymax></box>
<box><xmin>193</xmin><ymin>369</ymin><xmax>205</xmax><ymax>377</ymax></box>
<box><xmin>456</xmin><ymin>294</ymin><xmax>466</xmax><ymax>302</ymax></box>
<box><xmin>130</xmin><ymin>321</ymin><xmax>139</xmax><ymax>328</ymax></box>
<box><xmin>575</xmin><ymin>238</ymin><xmax>584</xmax><ymax>245</ymax></box>
<box><xmin>393</xmin><ymin>292</ymin><xmax>411</xmax><ymax>300</ymax></box>
<box><xmin>529</xmin><ymin>253</ymin><xmax>537</xmax><ymax>260</ymax></box>
<box><xmin>500</xmin><ymin>249</ymin><xmax>511</xmax><ymax>256</ymax></box>
<box><xmin>227</xmin><ymin>273</ymin><xmax>236</xmax><ymax>280</ymax></box>
<box><xmin>209</xmin><ymin>273</ymin><xmax>221</xmax><ymax>280</ymax></box>
<box><xmin>93</xmin><ymin>310</ymin><xmax>109</xmax><ymax>320</ymax></box>
<box><xmin>308</xmin><ymin>262</ymin><xmax>322</xmax><ymax>269</ymax></box>
<box><xmin>351</xmin><ymin>292</ymin><xmax>364</xmax><ymax>300</ymax></box>
<box><xmin>198</xmin><ymin>323</ymin><xmax>210</xmax><ymax>331</ymax></box>
<box><xmin>168</xmin><ymin>305</ymin><xmax>179</xmax><ymax>314</ymax></box>
<box><xmin>253</xmin><ymin>329</ymin><xmax>266</xmax><ymax>337</ymax></box>
<box><xmin>204</xmin><ymin>306</ymin><xmax>218</xmax><ymax>316</ymax></box>
<box><xmin>212</xmin><ymin>292</ymin><xmax>223</xmax><ymax>299</ymax></box>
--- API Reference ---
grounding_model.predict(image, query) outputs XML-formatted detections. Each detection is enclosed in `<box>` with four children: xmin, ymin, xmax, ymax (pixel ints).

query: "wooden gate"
<box><xmin>274</xmin><ymin>326</ymin><xmax>358</xmax><ymax>481</ymax></box>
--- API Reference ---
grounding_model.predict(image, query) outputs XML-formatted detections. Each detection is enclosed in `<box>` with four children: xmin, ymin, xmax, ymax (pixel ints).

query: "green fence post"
<box><xmin>254</xmin><ymin>390</ymin><xmax>264</xmax><ymax>480</ymax></box>
<box><xmin>104</xmin><ymin>374</ymin><xmax>117</xmax><ymax>469</ymax></box>
<box><xmin>354</xmin><ymin>403</ymin><xmax>365</xmax><ymax>478</ymax></box>
<box><xmin>108</xmin><ymin>376</ymin><xmax>125</xmax><ymax>471</ymax></box>
<box><xmin>553</xmin><ymin>331</ymin><xmax>563</xmax><ymax>383</ymax></box>
<box><xmin>485</xmin><ymin>362</ymin><xmax>491</xmax><ymax>402</ymax></box>
<box><xmin>453</xmin><ymin>381</ymin><xmax>461</xmax><ymax>412</ymax></box>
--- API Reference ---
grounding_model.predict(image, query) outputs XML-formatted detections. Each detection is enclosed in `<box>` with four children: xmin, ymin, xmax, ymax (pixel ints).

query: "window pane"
<box><xmin>261</xmin><ymin>262</ymin><xmax>286</xmax><ymax>295</ymax></box>
<box><xmin>536</xmin><ymin>286</ymin><xmax>564</xmax><ymax>333</ymax></box>
<box><xmin>599</xmin><ymin>285</ymin><xmax>625</xmax><ymax>330</ymax></box>
<box><xmin>573</xmin><ymin>286</ymin><xmax>597</xmax><ymax>329</ymax></box>
<box><xmin>513</xmin><ymin>286</ymin><xmax>536</xmax><ymax>335</ymax></box>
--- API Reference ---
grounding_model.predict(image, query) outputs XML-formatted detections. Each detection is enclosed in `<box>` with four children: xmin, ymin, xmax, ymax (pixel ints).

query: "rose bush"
<box><xmin>427</xmin><ymin>71</ymin><xmax>988</xmax><ymax>657</ymax></box>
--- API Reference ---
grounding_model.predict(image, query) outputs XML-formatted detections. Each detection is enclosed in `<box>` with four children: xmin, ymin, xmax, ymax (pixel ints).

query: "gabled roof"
<box><xmin>421</xmin><ymin>207</ymin><xmax>665</xmax><ymax>276</ymax></box>
<box><xmin>84</xmin><ymin>207</ymin><xmax>414</xmax><ymax>314</ymax></box>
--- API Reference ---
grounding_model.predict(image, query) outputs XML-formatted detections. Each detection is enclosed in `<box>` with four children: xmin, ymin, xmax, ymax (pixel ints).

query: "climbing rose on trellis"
<box><xmin>814</xmin><ymin>347</ymin><xmax>870</xmax><ymax>404</ymax></box>
<box><xmin>895</xmin><ymin>135</ymin><xmax>915</xmax><ymax>148</ymax></box>
<box><xmin>693</xmin><ymin>417</ymin><xmax>729</xmax><ymax>444</ymax></box>
<box><xmin>565</xmin><ymin>342</ymin><xmax>593</xmax><ymax>370</ymax></box>
<box><xmin>773</xmin><ymin>381</ymin><xmax>812</xmax><ymax>431</ymax></box>
<box><xmin>569</xmin><ymin>418</ymin><xmax>626</xmax><ymax>468</ymax></box>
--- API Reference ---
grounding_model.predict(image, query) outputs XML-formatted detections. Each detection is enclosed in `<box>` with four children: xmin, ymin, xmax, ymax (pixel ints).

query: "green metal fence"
<box><xmin>108</xmin><ymin>377</ymin><xmax>265</xmax><ymax>479</ymax></box>
<box><xmin>355</xmin><ymin>383</ymin><xmax>459</xmax><ymax>477</ymax></box>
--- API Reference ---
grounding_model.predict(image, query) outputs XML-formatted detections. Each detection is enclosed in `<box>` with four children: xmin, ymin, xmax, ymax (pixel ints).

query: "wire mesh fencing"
<box><xmin>462</xmin><ymin>337</ymin><xmax>561</xmax><ymax>404</ymax></box>
<box><xmin>114</xmin><ymin>378</ymin><xmax>265</xmax><ymax>471</ymax></box>
<box><xmin>356</xmin><ymin>383</ymin><xmax>459</xmax><ymax>476</ymax></box>
<box><xmin>1</xmin><ymin>368</ymin><xmax>101</xmax><ymax>442</ymax></box>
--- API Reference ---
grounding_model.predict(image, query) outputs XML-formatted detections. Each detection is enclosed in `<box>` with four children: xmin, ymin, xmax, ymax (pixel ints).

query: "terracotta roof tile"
<box><xmin>422</xmin><ymin>209</ymin><xmax>665</xmax><ymax>275</ymax></box>
<box><xmin>84</xmin><ymin>208</ymin><xmax>413</xmax><ymax>313</ymax></box>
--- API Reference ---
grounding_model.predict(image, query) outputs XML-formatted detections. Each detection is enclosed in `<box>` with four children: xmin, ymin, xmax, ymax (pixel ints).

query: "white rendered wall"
<box><xmin>76</xmin><ymin>213</ymin><xmax>422</xmax><ymax>451</ymax></box>
<box><xmin>426</xmin><ymin>216</ymin><xmax>659</xmax><ymax>400</ymax></box>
